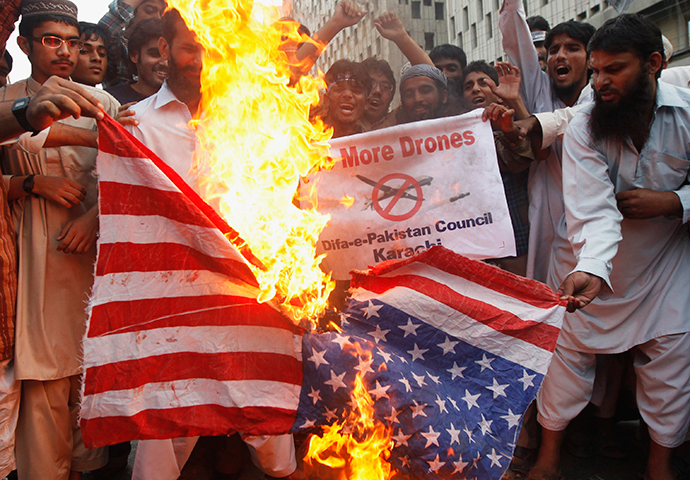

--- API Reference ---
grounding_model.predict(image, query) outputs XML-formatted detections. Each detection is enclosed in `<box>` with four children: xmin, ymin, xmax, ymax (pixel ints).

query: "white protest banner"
<box><xmin>304</xmin><ymin>109</ymin><xmax>515</xmax><ymax>280</ymax></box>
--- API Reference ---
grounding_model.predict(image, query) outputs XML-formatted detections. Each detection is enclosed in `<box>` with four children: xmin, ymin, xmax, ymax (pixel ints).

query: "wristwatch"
<box><xmin>12</xmin><ymin>97</ymin><xmax>39</xmax><ymax>134</ymax></box>
<box><xmin>23</xmin><ymin>174</ymin><xmax>39</xmax><ymax>198</ymax></box>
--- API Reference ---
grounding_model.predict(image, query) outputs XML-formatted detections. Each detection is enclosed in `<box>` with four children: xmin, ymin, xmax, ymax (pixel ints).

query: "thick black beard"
<box><xmin>551</xmin><ymin>80</ymin><xmax>580</xmax><ymax>105</ymax></box>
<box><xmin>589</xmin><ymin>70</ymin><xmax>655</xmax><ymax>148</ymax></box>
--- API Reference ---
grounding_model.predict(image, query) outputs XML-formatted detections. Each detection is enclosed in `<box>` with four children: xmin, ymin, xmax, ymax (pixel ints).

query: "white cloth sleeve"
<box><xmin>534</xmin><ymin>104</ymin><xmax>587</xmax><ymax>148</ymax></box>
<box><xmin>561</xmin><ymin>120</ymin><xmax>623</xmax><ymax>289</ymax></box>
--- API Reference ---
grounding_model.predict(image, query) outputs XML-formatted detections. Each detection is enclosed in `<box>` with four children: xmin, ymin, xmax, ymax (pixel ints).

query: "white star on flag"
<box><xmin>475</xmin><ymin>353</ymin><xmax>495</xmax><ymax>372</ymax></box>
<box><xmin>307</xmin><ymin>387</ymin><xmax>321</xmax><ymax>405</ymax></box>
<box><xmin>420</xmin><ymin>426</ymin><xmax>441</xmax><ymax>448</ymax></box>
<box><xmin>376</xmin><ymin>348</ymin><xmax>392</xmax><ymax>363</ymax></box>
<box><xmin>519</xmin><ymin>369</ymin><xmax>537</xmax><ymax>390</ymax></box>
<box><xmin>411</xmin><ymin>371</ymin><xmax>427</xmax><ymax>387</ymax></box>
<box><xmin>307</xmin><ymin>349</ymin><xmax>329</xmax><ymax>368</ymax></box>
<box><xmin>368</xmin><ymin>381</ymin><xmax>391</xmax><ymax>400</ymax></box>
<box><xmin>487</xmin><ymin>448</ymin><xmax>503</xmax><ymax>468</ymax></box>
<box><xmin>398</xmin><ymin>318</ymin><xmax>420</xmax><ymax>337</ymax></box>
<box><xmin>400</xmin><ymin>455</ymin><xmax>410</xmax><ymax>468</ymax></box>
<box><xmin>369</xmin><ymin>325</ymin><xmax>390</xmax><ymax>344</ymax></box>
<box><xmin>384</xmin><ymin>407</ymin><xmax>400</xmax><ymax>425</ymax></box>
<box><xmin>447</xmin><ymin>362</ymin><xmax>466</xmax><ymax>379</ymax></box>
<box><xmin>461</xmin><ymin>389</ymin><xmax>481</xmax><ymax>410</ymax></box>
<box><xmin>427</xmin><ymin>454</ymin><xmax>444</xmax><ymax>473</ymax></box>
<box><xmin>411</xmin><ymin>401</ymin><xmax>428</xmax><ymax>418</ymax></box>
<box><xmin>354</xmin><ymin>356</ymin><xmax>375</xmax><ymax>376</ymax></box>
<box><xmin>501</xmin><ymin>409</ymin><xmax>521</xmax><ymax>429</ymax></box>
<box><xmin>331</xmin><ymin>334</ymin><xmax>351</xmax><ymax>349</ymax></box>
<box><xmin>428</xmin><ymin>373</ymin><xmax>441</xmax><ymax>384</ymax></box>
<box><xmin>478</xmin><ymin>414</ymin><xmax>493</xmax><ymax>435</ymax></box>
<box><xmin>452</xmin><ymin>455</ymin><xmax>469</xmax><ymax>474</ymax></box>
<box><xmin>324</xmin><ymin>407</ymin><xmax>338</xmax><ymax>422</ymax></box>
<box><xmin>486</xmin><ymin>377</ymin><xmax>509</xmax><ymax>399</ymax></box>
<box><xmin>463</xmin><ymin>425</ymin><xmax>475</xmax><ymax>443</ymax></box>
<box><xmin>435</xmin><ymin>394</ymin><xmax>448</xmax><ymax>414</ymax></box>
<box><xmin>396</xmin><ymin>354</ymin><xmax>408</xmax><ymax>364</ymax></box>
<box><xmin>447</xmin><ymin>396</ymin><xmax>460</xmax><ymax>411</ymax></box>
<box><xmin>324</xmin><ymin>370</ymin><xmax>347</xmax><ymax>392</ymax></box>
<box><xmin>437</xmin><ymin>336</ymin><xmax>459</xmax><ymax>355</ymax></box>
<box><xmin>301</xmin><ymin>418</ymin><xmax>316</xmax><ymax>428</ymax></box>
<box><xmin>364</xmin><ymin>300</ymin><xmax>383</xmax><ymax>318</ymax></box>
<box><xmin>473</xmin><ymin>452</ymin><xmax>482</xmax><ymax>467</ymax></box>
<box><xmin>446</xmin><ymin>422</ymin><xmax>461</xmax><ymax>445</ymax></box>
<box><xmin>398</xmin><ymin>376</ymin><xmax>412</xmax><ymax>392</ymax></box>
<box><xmin>407</xmin><ymin>343</ymin><xmax>429</xmax><ymax>361</ymax></box>
<box><xmin>392</xmin><ymin>429</ymin><xmax>411</xmax><ymax>447</ymax></box>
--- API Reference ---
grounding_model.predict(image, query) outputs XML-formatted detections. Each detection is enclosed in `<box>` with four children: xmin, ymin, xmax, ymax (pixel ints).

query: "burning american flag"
<box><xmin>81</xmin><ymin>117</ymin><xmax>565</xmax><ymax>479</ymax></box>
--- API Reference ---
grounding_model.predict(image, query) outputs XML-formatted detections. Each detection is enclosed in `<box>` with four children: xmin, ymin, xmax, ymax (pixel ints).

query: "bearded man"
<box><xmin>526</xmin><ymin>14</ymin><xmax>690</xmax><ymax>480</ymax></box>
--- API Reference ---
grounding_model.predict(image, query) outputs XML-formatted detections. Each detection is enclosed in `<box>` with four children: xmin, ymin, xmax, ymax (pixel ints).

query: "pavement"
<box><xmin>75</xmin><ymin>419</ymin><xmax>649</xmax><ymax>480</ymax></box>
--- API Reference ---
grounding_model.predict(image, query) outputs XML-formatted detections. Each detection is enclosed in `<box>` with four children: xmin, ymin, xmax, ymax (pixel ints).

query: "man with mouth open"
<box><xmin>71</xmin><ymin>22</ymin><xmax>108</xmax><ymax>87</ymax></box>
<box><xmin>530</xmin><ymin>14</ymin><xmax>690</xmax><ymax>480</ymax></box>
<box><xmin>321</xmin><ymin>60</ymin><xmax>371</xmax><ymax>138</ymax></box>
<box><xmin>499</xmin><ymin>0</ymin><xmax>595</xmax><ymax>284</ymax></box>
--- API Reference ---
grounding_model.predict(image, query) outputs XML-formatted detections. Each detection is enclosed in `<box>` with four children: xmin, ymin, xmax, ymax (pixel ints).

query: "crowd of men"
<box><xmin>0</xmin><ymin>0</ymin><xmax>689</xmax><ymax>479</ymax></box>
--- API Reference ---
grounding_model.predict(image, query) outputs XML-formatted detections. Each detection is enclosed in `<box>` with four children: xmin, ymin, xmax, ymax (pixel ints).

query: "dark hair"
<box><xmin>464</xmin><ymin>60</ymin><xmax>499</xmax><ymax>85</ymax></box>
<box><xmin>544</xmin><ymin>21</ymin><xmax>596</xmax><ymax>53</ymax></box>
<box><xmin>362</xmin><ymin>57</ymin><xmax>396</xmax><ymax>94</ymax></box>
<box><xmin>128</xmin><ymin>18</ymin><xmax>163</xmax><ymax>57</ymax></box>
<box><xmin>19</xmin><ymin>14</ymin><xmax>80</xmax><ymax>39</ymax></box>
<box><xmin>588</xmin><ymin>14</ymin><xmax>663</xmax><ymax>78</ymax></box>
<box><xmin>2</xmin><ymin>50</ymin><xmax>13</xmax><ymax>72</ymax></box>
<box><xmin>79</xmin><ymin>22</ymin><xmax>108</xmax><ymax>47</ymax></box>
<box><xmin>161</xmin><ymin>8</ymin><xmax>187</xmax><ymax>45</ymax></box>
<box><xmin>429</xmin><ymin>44</ymin><xmax>467</xmax><ymax>70</ymax></box>
<box><xmin>325</xmin><ymin>60</ymin><xmax>372</xmax><ymax>93</ymax></box>
<box><xmin>526</xmin><ymin>15</ymin><xmax>550</xmax><ymax>32</ymax></box>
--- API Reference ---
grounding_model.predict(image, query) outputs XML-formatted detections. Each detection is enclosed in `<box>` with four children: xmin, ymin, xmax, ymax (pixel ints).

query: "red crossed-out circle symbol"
<box><xmin>372</xmin><ymin>173</ymin><xmax>424</xmax><ymax>222</ymax></box>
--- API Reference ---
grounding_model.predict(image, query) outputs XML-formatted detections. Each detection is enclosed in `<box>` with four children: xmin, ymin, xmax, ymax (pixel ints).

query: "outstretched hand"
<box><xmin>27</xmin><ymin>76</ymin><xmax>105</xmax><ymax>131</ymax></box>
<box><xmin>556</xmin><ymin>271</ymin><xmax>603</xmax><ymax>313</ymax></box>
<box><xmin>485</xmin><ymin>62</ymin><xmax>522</xmax><ymax>104</ymax></box>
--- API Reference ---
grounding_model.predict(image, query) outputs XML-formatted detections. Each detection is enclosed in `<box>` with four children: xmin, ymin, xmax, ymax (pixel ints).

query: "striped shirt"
<box><xmin>0</xmin><ymin>179</ymin><xmax>16</xmax><ymax>361</ymax></box>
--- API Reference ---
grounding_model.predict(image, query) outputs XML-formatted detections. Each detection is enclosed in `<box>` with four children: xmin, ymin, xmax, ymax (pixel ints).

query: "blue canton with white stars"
<box><xmin>292</xmin><ymin>298</ymin><xmax>544</xmax><ymax>479</ymax></box>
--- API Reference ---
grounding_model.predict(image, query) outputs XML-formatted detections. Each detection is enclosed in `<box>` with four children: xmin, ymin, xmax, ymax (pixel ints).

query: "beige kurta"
<box><xmin>0</xmin><ymin>77</ymin><xmax>119</xmax><ymax>381</ymax></box>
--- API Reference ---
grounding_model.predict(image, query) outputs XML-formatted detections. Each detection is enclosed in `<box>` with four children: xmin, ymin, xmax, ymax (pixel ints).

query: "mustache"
<box><xmin>52</xmin><ymin>60</ymin><xmax>74</xmax><ymax>66</ymax></box>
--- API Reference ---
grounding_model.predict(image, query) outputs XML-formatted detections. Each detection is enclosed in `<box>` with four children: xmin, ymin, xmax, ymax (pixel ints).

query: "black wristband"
<box><xmin>23</xmin><ymin>174</ymin><xmax>39</xmax><ymax>198</ymax></box>
<box><xmin>12</xmin><ymin>97</ymin><xmax>39</xmax><ymax>134</ymax></box>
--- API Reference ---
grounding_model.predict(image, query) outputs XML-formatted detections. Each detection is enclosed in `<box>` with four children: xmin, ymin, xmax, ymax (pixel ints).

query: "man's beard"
<box><xmin>167</xmin><ymin>56</ymin><xmax>201</xmax><ymax>100</ymax></box>
<box><xmin>589</xmin><ymin>70</ymin><xmax>656</xmax><ymax>147</ymax></box>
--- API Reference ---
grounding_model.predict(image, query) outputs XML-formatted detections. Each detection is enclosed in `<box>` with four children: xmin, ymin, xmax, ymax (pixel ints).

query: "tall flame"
<box><xmin>167</xmin><ymin>0</ymin><xmax>335</xmax><ymax>326</ymax></box>
<box><xmin>305</xmin><ymin>370</ymin><xmax>395</xmax><ymax>480</ymax></box>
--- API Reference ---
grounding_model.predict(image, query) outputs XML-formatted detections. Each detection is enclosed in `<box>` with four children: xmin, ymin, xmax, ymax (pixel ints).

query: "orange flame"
<box><xmin>167</xmin><ymin>0</ymin><xmax>335</xmax><ymax>326</ymax></box>
<box><xmin>340</xmin><ymin>195</ymin><xmax>355</xmax><ymax>209</ymax></box>
<box><xmin>305</xmin><ymin>369</ymin><xmax>395</xmax><ymax>480</ymax></box>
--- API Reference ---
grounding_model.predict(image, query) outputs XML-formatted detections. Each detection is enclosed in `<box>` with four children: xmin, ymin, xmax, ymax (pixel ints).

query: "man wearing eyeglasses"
<box><xmin>0</xmin><ymin>1</ymin><xmax>120</xmax><ymax>479</ymax></box>
<box><xmin>322</xmin><ymin>60</ymin><xmax>372</xmax><ymax>138</ymax></box>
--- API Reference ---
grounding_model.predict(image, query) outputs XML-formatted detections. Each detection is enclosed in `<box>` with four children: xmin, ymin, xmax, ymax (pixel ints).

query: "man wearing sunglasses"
<box><xmin>322</xmin><ymin>60</ymin><xmax>371</xmax><ymax>138</ymax></box>
<box><xmin>0</xmin><ymin>1</ymin><xmax>120</xmax><ymax>479</ymax></box>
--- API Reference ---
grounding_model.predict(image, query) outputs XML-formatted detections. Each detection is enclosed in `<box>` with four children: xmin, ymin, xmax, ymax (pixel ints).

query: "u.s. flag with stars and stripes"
<box><xmin>83</xmin><ymin>114</ymin><xmax>565</xmax><ymax>478</ymax></box>
<box><xmin>293</xmin><ymin>246</ymin><xmax>566</xmax><ymax>479</ymax></box>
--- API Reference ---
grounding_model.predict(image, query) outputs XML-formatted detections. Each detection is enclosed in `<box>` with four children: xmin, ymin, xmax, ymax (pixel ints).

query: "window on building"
<box><xmin>477</xmin><ymin>0</ymin><xmax>483</xmax><ymax>20</ymax></box>
<box><xmin>577</xmin><ymin>11</ymin><xmax>586</xmax><ymax>20</ymax></box>
<box><xmin>590</xmin><ymin>4</ymin><xmax>600</xmax><ymax>14</ymax></box>
<box><xmin>376</xmin><ymin>37</ymin><xmax>381</xmax><ymax>54</ymax></box>
<box><xmin>523</xmin><ymin>0</ymin><xmax>529</xmax><ymax>13</ymax></box>
<box><xmin>435</xmin><ymin>2</ymin><xmax>444</xmax><ymax>20</ymax></box>
<box><xmin>497</xmin><ymin>56</ymin><xmax>502</xmax><ymax>62</ymax></box>
<box><xmin>486</xmin><ymin>13</ymin><xmax>492</xmax><ymax>37</ymax></box>
<box><xmin>450</xmin><ymin>16</ymin><xmax>456</xmax><ymax>35</ymax></box>
<box><xmin>424</xmin><ymin>0</ymin><xmax>432</xmax><ymax>6</ymax></box>
<box><xmin>494</xmin><ymin>0</ymin><xmax>500</xmax><ymax>10</ymax></box>
<box><xmin>367</xmin><ymin>46</ymin><xmax>372</xmax><ymax>57</ymax></box>
<box><xmin>463</xmin><ymin>6</ymin><xmax>469</xmax><ymax>30</ymax></box>
<box><xmin>412</xmin><ymin>1</ymin><xmax>421</xmax><ymax>18</ymax></box>
<box><xmin>425</xmin><ymin>32</ymin><xmax>435</xmax><ymax>50</ymax></box>
<box><xmin>540</xmin><ymin>0</ymin><xmax>547</xmax><ymax>7</ymax></box>
<box><xmin>471</xmin><ymin>23</ymin><xmax>477</xmax><ymax>48</ymax></box>
<box><xmin>457</xmin><ymin>32</ymin><xmax>463</xmax><ymax>49</ymax></box>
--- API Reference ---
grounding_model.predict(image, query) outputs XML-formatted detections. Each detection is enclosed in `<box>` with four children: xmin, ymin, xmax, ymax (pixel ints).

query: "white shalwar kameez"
<box><xmin>125</xmin><ymin>81</ymin><xmax>296</xmax><ymax>479</ymax></box>
<box><xmin>499</xmin><ymin>0</ymin><xmax>592</xmax><ymax>282</ymax></box>
<box><xmin>537</xmin><ymin>82</ymin><xmax>690</xmax><ymax>448</ymax></box>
